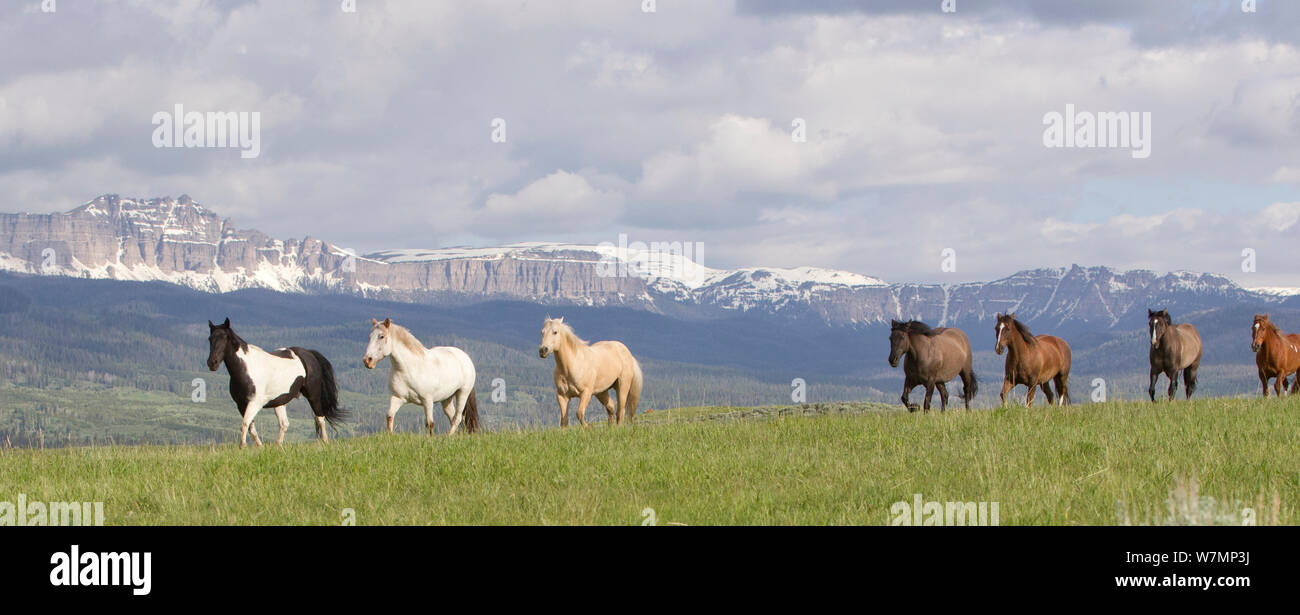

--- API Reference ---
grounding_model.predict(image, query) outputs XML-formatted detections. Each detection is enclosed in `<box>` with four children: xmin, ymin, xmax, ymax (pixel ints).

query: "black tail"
<box><xmin>964</xmin><ymin>369</ymin><xmax>979</xmax><ymax>402</ymax></box>
<box><xmin>307</xmin><ymin>349</ymin><xmax>349</xmax><ymax>429</ymax></box>
<box><xmin>462</xmin><ymin>390</ymin><xmax>480</xmax><ymax>434</ymax></box>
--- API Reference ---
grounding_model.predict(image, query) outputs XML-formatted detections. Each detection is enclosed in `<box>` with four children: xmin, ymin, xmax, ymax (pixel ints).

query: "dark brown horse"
<box><xmin>993</xmin><ymin>312</ymin><xmax>1071</xmax><ymax>406</ymax></box>
<box><xmin>888</xmin><ymin>320</ymin><xmax>977</xmax><ymax>412</ymax></box>
<box><xmin>1251</xmin><ymin>314</ymin><xmax>1300</xmax><ymax>397</ymax></box>
<box><xmin>1147</xmin><ymin>309</ymin><xmax>1202</xmax><ymax>401</ymax></box>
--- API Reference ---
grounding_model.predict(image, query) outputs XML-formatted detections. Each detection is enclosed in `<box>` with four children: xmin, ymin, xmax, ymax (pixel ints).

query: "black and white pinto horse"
<box><xmin>206</xmin><ymin>318</ymin><xmax>348</xmax><ymax>447</ymax></box>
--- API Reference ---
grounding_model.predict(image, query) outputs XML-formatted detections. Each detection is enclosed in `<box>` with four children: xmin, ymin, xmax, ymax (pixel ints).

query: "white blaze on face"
<box><xmin>1151</xmin><ymin>320</ymin><xmax>1158</xmax><ymax>345</ymax></box>
<box><xmin>997</xmin><ymin>323</ymin><xmax>1004</xmax><ymax>344</ymax></box>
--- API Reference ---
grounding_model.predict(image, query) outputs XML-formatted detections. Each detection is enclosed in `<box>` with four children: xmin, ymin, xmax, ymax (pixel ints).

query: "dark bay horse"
<box><xmin>993</xmin><ymin>312</ymin><xmax>1072</xmax><ymax>407</ymax></box>
<box><xmin>887</xmin><ymin>320</ymin><xmax>977</xmax><ymax>412</ymax></box>
<box><xmin>1147</xmin><ymin>309</ymin><xmax>1202</xmax><ymax>401</ymax></box>
<box><xmin>207</xmin><ymin>318</ymin><xmax>348</xmax><ymax>447</ymax></box>
<box><xmin>1251</xmin><ymin>314</ymin><xmax>1300</xmax><ymax>397</ymax></box>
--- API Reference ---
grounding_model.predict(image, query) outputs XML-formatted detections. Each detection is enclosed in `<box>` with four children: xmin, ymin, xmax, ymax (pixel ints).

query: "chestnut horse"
<box><xmin>993</xmin><ymin>312</ymin><xmax>1072</xmax><ymax>406</ymax></box>
<box><xmin>1250</xmin><ymin>314</ymin><xmax>1300</xmax><ymax>397</ymax></box>
<box><xmin>887</xmin><ymin>320</ymin><xmax>977</xmax><ymax>412</ymax></box>
<box><xmin>1147</xmin><ymin>309</ymin><xmax>1202</xmax><ymax>401</ymax></box>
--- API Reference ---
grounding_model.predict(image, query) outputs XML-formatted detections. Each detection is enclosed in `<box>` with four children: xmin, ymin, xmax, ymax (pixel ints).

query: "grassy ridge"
<box><xmin>1</xmin><ymin>397</ymin><xmax>1296</xmax><ymax>525</ymax></box>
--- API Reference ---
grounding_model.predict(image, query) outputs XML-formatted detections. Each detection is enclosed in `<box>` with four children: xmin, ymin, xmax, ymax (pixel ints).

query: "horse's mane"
<box><xmin>385</xmin><ymin>323</ymin><xmax>428</xmax><ymax>354</ymax></box>
<box><xmin>222</xmin><ymin>327</ymin><xmax>249</xmax><ymax>352</ymax></box>
<box><xmin>1256</xmin><ymin>317</ymin><xmax>1280</xmax><ymax>334</ymax></box>
<box><xmin>547</xmin><ymin>318</ymin><xmax>588</xmax><ymax>345</ymax></box>
<box><xmin>893</xmin><ymin>320</ymin><xmax>940</xmax><ymax>336</ymax></box>
<box><xmin>1009</xmin><ymin>318</ymin><xmax>1037</xmax><ymax>345</ymax></box>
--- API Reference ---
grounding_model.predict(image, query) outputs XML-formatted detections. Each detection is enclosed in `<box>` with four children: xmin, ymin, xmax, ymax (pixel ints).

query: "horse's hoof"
<box><xmin>906</xmin><ymin>404</ymin><xmax>920</xmax><ymax>413</ymax></box>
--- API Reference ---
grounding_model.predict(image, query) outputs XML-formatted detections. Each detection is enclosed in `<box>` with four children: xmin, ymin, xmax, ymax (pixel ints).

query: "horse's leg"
<box><xmin>1260</xmin><ymin>373</ymin><xmax>1270</xmax><ymax>397</ymax></box>
<box><xmin>442</xmin><ymin>398</ymin><xmax>458</xmax><ymax>435</ymax></box>
<box><xmin>960</xmin><ymin>369</ymin><xmax>975</xmax><ymax>410</ymax></box>
<box><xmin>1183</xmin><ymin>361</ymin><xmax>1199</xmax><ymax>399</ymax></box>
<box><xmin>616</xmin><ymin>382</ymin><xmax>632</xmax><ymax>425</ymax></box>
<box><xmin>1039</xmin><ymin>383</ymin><xmax>1055</xmax><ymax>406</ymax></box>
<box><xmin>240</xmin><ymin>398</ymin><xmax>265</xmax><ymax>449</ymax></box>
<box><xmin>922</xmin><ymin>383</ymin><xmax>934</xmax><ymax>413</ymax></box>
<box><xmin>385</xmin><ymin>395</ymin><xmax>403</xmax><ymax>434</ymax></box>
<box><xmin>274</xmin><ymin>405</ymin><xmax>289</xmax><ymax>446</ymax></box>
<box><xmin>999</xmin><ymin>379</ymin><xmax>1012</xmax><ymax>406</ymax></box>
<box><xmin>1274</xmin><ymin>375</ymin><xmax>1285</xmax><ymax>397</ymax></box>
<box><xmin>575</xmin><ymin>390</ymin><xmax>594</xmax><ymax>427</ymax></box>
<box><xmin>1025</xmin><ymin>384</ymin><xmax>1037</xmax><ymax>408</ymax></box>
<box><xmin>423</xmin><ymin>399</ymin><xmax>437</xmax><ymax>436</ymax></box>
<box><xmin>936</xmin><ymin>382</ymin><xmax>949</xmax><ymax>411</ymax></box>
<box><xmin>1148</xmin><ymin>368</ymin><xmax>1160</xmax><ymax>402</ymax></box>
<box><xmin>556</xmin><ymin>393</ymin><xmax>570</xmax><ymax>428</ymax></box>
<box><xmin>314</xmin><ymin>415</ymin><xmax>329</xmax><ymax>442</ymax></box>
<box><xmin>594</xmin><ymin>390</ymin><xmax>615</xmax><ymax>425</ymax></box>
<box><xmin>447</xmin><ymin>389</ymin><xmax>470</xmax><ymax>435</ymax></box>
<box><xmin>901</xmin><ymin>376</ymin><xmax>919</xmax><ymax>412</ymax></box>
<box><xmin>1165</xmin><ymin>368</ymin><xmax>1178</xmax><ymax>401</ymax></box>
<box><xmin>1054</xmin><ymin>375</ymin><xmax>1069</xmax><ymax>406</ymax></box>
<box><xmin>248</xmin><ymin>422</ymin><xmax>263</xmax><ymax>447</ymax></box>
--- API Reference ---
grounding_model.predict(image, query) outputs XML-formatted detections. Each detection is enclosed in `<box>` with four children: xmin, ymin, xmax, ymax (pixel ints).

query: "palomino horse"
<box><xmin>1250</xmin><ymin>314</ymin><xmax>1300</xmax><ymax>397</ymax></box>
<box><xmin>1147</xmin><ymin>309</ymin><xmax>1202</xmax><ymax>401</ymax></box>
<box><xmin>538</xmin><ymin>317</ymin><xmax>643</xmax><ymax>427</ymax></box>
<box><xmin>362</xmin><ymin>318</ymin><xmax>480</xmax><ymax>435</ymax></box>
<box><xmin>993</xmin><ymin>312</ymin><xmax>1072</xmax><ymax>407</ymax></box>
<box><xmin>887</xmin><ymin>320</ymin><xmax>978</xmax><ymax>412</ymax></box>
<box><xmin>206</xmin><ymin>318</ymin><xmax>348</xmax><ymax>447</ymax></box>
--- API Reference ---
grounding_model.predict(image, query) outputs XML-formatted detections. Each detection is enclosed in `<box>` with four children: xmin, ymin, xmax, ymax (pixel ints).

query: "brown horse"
<box><xmin>1251</xmin><ymin>314</ymin><xmax>1300</xmax><ymax>397</ymax></box>
<box><xmin>1147</xmin><ymin>309</ymin><xmax>1202</xmax><ymax>401</ymax></box>
<box><xmin>993</xmin><ymin>312</ymin><xmax>1072</xmax><ymax>406</ymax></box>
<box><xmin>887</xmin><ymin>320</ymin><xmax>977</xmax><ymax>412</ymax></box>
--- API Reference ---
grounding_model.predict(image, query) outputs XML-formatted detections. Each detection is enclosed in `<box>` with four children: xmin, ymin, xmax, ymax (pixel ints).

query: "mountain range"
<box><xmin>3</xmin><ymin>194</ymin><xmax>1295</xmax><ymax>333</ymax></box>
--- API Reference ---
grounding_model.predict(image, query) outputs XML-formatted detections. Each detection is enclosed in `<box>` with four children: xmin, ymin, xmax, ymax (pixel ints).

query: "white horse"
<box><xmin>362</xmin><ymin>318</ymin><xmax>480</xmax><ymax>435</ymax></box>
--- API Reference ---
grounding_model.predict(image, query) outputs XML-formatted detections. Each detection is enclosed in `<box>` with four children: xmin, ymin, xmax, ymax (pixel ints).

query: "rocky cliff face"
<box><xmin>0</xmin><ymin>195</ymin><xmax>1281</xmax><ymax>330</ymax></box>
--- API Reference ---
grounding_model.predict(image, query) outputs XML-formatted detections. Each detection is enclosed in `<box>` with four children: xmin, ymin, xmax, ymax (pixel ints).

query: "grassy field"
<box><xmin>1</xmin><ymin>396</ymin><xmax>1296</xmax><ymax>525</ymax></box>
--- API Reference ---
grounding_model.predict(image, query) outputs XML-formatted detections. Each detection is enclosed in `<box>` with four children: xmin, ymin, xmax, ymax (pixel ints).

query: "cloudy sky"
<box><xmin>1</xmin><ymin>0</ymin><xmax>1298</xmax><ymax>286</ymax></box>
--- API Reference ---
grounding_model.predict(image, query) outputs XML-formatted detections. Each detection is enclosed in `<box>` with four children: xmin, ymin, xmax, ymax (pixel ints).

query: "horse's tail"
<box><xmin>461</xmin><ymin>390</ymin><xmax>481</xmax><ymax>434</ymax></box>
<box><xmin>966</xmin><ymin>370</ymin><xmax>979</xmax><ymax>400</ymax></box>
<box><xmin>626</xmin><ymin>356</ymin><xmax>644</xmax><ymax>418</ymax></box>
<box><xmin>307</xmin><ymin>349</ymin><xmax>349</xmax><ymax>429</ymax></box>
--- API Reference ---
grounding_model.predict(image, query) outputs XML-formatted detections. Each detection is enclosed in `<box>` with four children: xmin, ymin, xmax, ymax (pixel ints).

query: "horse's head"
<box><xmin>363</xmin><ymin>318</ymin><xmax>393</xmax><ymax>369</ymax></box>
<box><xmin>539</xmin><ymin>317</ymin><xmax>566</xmax><ymax>358</ymax></box>
<box><xmin>1148</xmin><ymin>309</ymin><xmax>1171</xmax><ymax>349</ymax></box>
<box><xmin>1252</xmin><ymin>314</ymin><xmax>1272</xmax><ymax>352</ymax></box>
<box><xmin>206</xmin><ymin>318</ymin><xmax>234</xmax><ymax>371</ymax></box>
<box><xmin>993</xmin><ymin>312</ymin><xmax>1016</xmax><ymax>355</ymax></box>
<box><xmin>888</xmin><ymin>320</ymin><xmax>911</xmax><ymax>368</ymax></box>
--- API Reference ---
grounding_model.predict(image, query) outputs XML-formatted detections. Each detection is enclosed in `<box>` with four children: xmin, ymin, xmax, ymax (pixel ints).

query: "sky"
<box><xmin>1</xmin><ymin>0</ymin><xmax>1298</xmax><ymax>287</ymax></box>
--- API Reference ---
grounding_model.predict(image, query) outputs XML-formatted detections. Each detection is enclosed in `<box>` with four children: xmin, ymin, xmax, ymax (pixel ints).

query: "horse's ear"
<box><xmin>371</xmin><ymin>318</ymin><xmax>378</xmax><ymax>326</ymax></box>
<box><xmin>208</xmin><ymin>320</ymin><xmax>215</xmax><ymax>330</ymax></box>
<box><xmin>221</xmin><ymin>317</ymin><xmax>230</xmax><ymax>328</ymax></box>
<box><xmin>556</xmin><ymin>316</ymin><xmax>564</xmax><ymax>323</ymax></box>
<box><xmin>1008</xmin><ymin>311</ymin><xmax>1016</xmax><ymax>319</ymax></box>
<box><xmin>382</xmin><ymin>318</ymin><xmax>391</xmax><ymax>328</ymax></box>
<box><xmin>1148</xmin><ymin>308</ymin><xmax>1154</xmax><ymax>316</ymax></box>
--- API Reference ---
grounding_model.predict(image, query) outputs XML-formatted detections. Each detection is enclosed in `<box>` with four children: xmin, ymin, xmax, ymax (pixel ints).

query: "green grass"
<box><xmin>1</xmin><ymin>396</ymin><xmax>1297</xmax><ymax>525</ymax></box>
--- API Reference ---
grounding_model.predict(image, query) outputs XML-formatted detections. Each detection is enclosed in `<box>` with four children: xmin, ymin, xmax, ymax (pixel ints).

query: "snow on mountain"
<box><xmin>0</xmin><ymin>195</ymin><xmax>1288</xmax><ymax>328</ymax></box>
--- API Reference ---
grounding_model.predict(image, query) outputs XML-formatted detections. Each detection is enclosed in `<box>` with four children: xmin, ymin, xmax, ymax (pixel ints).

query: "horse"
<box><xmin>362</xmin><ymin>318</ymin><xmax>480</xmax><ymax>435</ymax></box>
<box><xmin>993</xmin><ymin>312</ymin><xmax>1072</xmax><ymax>407</ymax></box>
<box><xmin>538</xmin><ymin>317</ymin><xmax>643</xmax><ymax>428</ymax></box>
<box><xmin>1146</xmin><ymin>309</ymin><xmax>1202</xmax><ymax>401</ymax></box>
<box><xmin>887</xmin><ymin>319</ymin><xmax>978</xmax><ymax>412</ymax></box>
<box><xmin>1250</xmin><ymin>314</ymin><xmax>1300</xmax><ymax>397</ymax></box>
<box><xmin>205</xmin><ymin>318</ymin><xmax>348</xmax><ymax>447</ymax></box>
